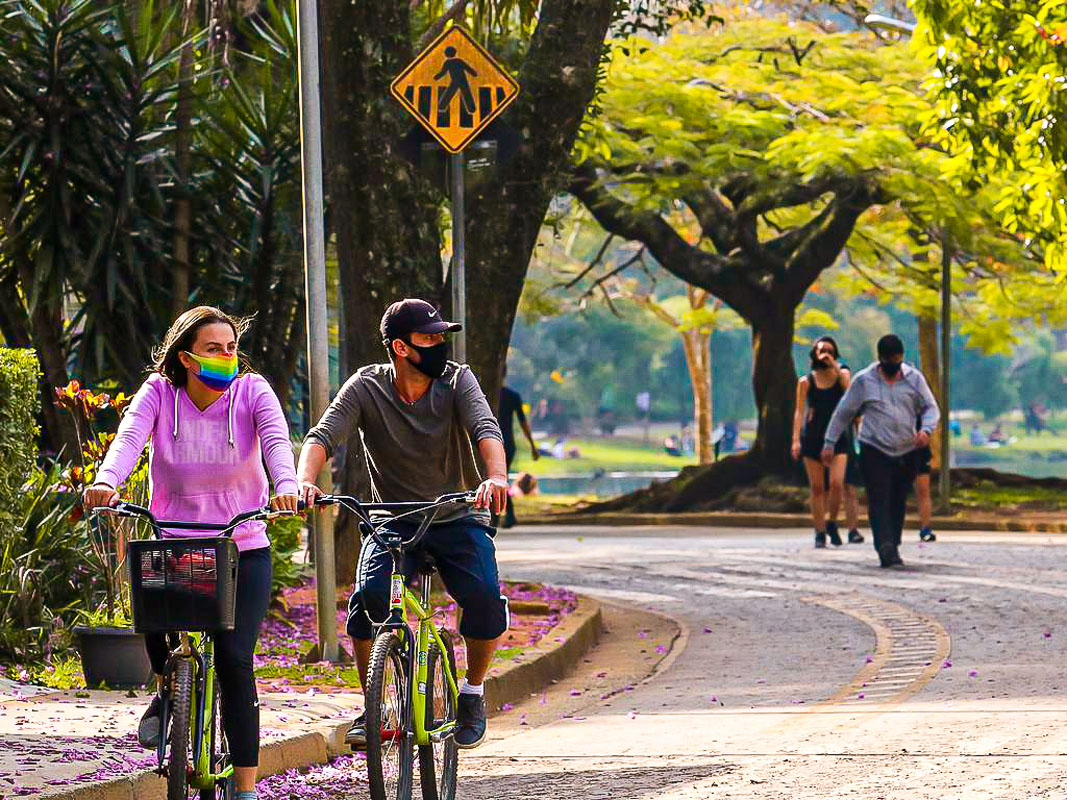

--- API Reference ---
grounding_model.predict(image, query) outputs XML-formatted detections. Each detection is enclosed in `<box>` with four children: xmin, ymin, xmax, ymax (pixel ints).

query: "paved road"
<box><xmin>462</xmin><ymin>526</ymin><xmax>1067</xmax><ymax>799</ymax></box>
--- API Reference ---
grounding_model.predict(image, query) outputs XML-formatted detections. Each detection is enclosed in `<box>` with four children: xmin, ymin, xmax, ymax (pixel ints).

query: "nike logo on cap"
<box><xmin>429</xmin><ymin>309</ymin><xmax>437</xmax><ymax>317</ymax></box>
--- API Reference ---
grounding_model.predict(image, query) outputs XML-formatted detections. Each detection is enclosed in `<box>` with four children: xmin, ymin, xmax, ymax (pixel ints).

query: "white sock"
<box><xmin>459</xmin><ymin>679</ymin><xmax>484</xmax><ymax>696</ymax></box>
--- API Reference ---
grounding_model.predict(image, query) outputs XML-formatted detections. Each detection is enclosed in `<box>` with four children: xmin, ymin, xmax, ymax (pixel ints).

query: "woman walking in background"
<box><xmin>792</xmin><ymin>336</ymin><xmax>852</xmax><ymax>548</ymax></box>
<box><xmin>83</xmin><ymin>306</ymin><xmax>299</xmax><ymax>800</ymax></box>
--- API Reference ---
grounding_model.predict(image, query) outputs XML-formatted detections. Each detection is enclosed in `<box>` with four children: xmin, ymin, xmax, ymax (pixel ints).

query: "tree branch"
<box><xmin>569</xmin><ymin>162</ymin><xmax>765</xmax><ymax>320</ymax></box>
<box><xmin>417</xmin><ymin>0</ymin><xmax>471</xmax><ymax>50</ymax></box>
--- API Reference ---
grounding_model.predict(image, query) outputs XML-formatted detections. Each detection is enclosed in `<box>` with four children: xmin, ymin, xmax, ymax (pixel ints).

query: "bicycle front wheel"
<box><xmin>168</xmin><ymin>659</ymin><xmax>194</xmax><ymax>800</ymax></box>
<box><xmin>366</xmin><ymin>630</ymin><xmax>414</xmax><ymax>800</ymax></box>
<box><xmin>201</xmin><ymin>685</ymin><xmax>233</xmax><ymax>800</ymax></box>
<box><xmin>418</xmin><ymin>634</ymin><xmax>457</xmax><ymax>800</ymax></box>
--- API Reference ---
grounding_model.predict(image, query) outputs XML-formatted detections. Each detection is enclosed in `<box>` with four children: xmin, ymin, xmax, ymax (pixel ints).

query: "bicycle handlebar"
<box><xmin>311</xmin><ymin>492</ymin><xmax>477</xmax><ymax>553</ymax></box>
<box><xmin>89</xmin><ymin>502</ymin><xmax>293</xmax><ymax>539</ymax></box>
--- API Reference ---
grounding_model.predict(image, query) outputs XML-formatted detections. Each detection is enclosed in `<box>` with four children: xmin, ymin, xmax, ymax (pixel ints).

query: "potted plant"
<box><xmin>55</xmin><ymin>382</ymin><xmax>153</xmax><ymax>689</ymax></box>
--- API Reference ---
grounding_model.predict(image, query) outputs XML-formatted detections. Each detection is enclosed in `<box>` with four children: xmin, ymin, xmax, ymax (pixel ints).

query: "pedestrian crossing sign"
<box><xmin>391</xmin><ymin>25</ymin><xmax>520</xmax><ymax>154</ymax></box>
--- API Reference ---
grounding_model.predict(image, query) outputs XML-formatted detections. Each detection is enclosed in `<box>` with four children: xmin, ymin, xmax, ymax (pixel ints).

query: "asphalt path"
<box><xmin>460</xmin><ymin>526</ymin><xmax>1067</xmax><ymax>799</ymax></box>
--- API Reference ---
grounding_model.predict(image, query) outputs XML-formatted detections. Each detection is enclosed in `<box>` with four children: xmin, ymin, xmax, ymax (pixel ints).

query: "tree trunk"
<box><xmin>668</xmin><ymin>307</ymin><xmax>798</xmax><ymax>510</ymax></box>
<box><xmin>917</xmin><ymin>313</ymin><xmax>942</xmax><ymax>468</ymax></box>
<box><xmin>319</xmin><ymin>0</ymin><xmax>443</xmax><ymax>586</ymax></box>
<box><xmin>681</xmin><ymin>328</ymin><xmax>713</xmax><ymax>465</ymax></box>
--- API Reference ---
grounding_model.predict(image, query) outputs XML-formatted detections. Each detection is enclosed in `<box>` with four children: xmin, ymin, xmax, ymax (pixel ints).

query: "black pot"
<box><xmin>73</xmin><ymin>625</ymin><xmax>154</xmax><ymax>689</ymax></box>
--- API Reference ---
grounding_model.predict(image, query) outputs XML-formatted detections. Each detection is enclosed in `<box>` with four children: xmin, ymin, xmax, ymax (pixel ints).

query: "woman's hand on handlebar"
<box><xmin>83</xmin><ymin>483</ymin><xmax>118</xmax><ymax>510</ymax></box>
<box><xmin>474</xmin><ymin>476</ymin><xmax>509</xmax><ymax>515</ymax></box>
<box><xmin>270</xmin><ymin>494</ymin><xmax>299</xmax><ymax>514</ymax></box>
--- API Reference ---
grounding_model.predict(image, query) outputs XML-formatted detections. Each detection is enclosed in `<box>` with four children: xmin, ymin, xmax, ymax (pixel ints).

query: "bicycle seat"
<box><xmin>416</xmin><ymin>554</ymin><xmax>438</xmax><ymax>577</ymax></box>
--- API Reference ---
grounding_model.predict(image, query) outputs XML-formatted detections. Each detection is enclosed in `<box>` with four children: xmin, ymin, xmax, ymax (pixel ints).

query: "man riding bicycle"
<box><xmin>297</xmin><ymin>299</ymin><xmax>509</xmax><ymax>750</ymax></box>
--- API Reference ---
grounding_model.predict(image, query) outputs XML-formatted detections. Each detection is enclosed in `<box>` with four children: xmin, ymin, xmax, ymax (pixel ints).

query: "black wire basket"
<box><xmin>128</xmin><ymin>537</ymin><xmax>239</xmax><ymax>633</ymax></box>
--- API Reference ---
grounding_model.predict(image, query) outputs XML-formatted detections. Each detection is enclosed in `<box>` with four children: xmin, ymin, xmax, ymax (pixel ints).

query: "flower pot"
<box><xmin>73</xmin><ymin>625</ymin><xmax>154</xmax><ymax>689</ymax></box>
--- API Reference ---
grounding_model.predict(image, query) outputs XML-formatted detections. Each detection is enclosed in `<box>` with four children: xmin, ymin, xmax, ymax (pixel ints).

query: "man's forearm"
<box><xmin>298</xmin><ymin>441</ymin><xmax>328</xmax><ymax>484</ymax></box>
<box><xmin>478</xmin><ymin>438</ymin><xmax>508</xmax><ymax>481</ymax></box>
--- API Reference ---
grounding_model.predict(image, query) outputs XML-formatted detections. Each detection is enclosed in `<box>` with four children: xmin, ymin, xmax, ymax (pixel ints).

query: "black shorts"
<box><xmin>801</xmin><ymin>433</ymin><xmax>850</xmax><ymax>462</ymax></box>
<box><xmin>914</xmin><ymin>446</ymin><xmax>932</xmax><ymax>476</ymax></box>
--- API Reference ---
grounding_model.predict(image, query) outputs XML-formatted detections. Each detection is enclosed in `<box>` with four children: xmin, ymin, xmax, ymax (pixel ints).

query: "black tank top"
<box><xmin>803</xmin><ymin>371</ymin><xmax>844</xmax><ymax>441</ymax></box>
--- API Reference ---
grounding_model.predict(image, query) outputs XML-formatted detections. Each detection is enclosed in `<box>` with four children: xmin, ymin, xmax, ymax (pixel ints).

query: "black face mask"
<box><xmin>405</xmin><ymin>341</ymin><xmax>449</xmax><ymax>379</ymax></box>
<box><xmin>812</xmin><ymin>357</ymin><xmax>833</xmax><ymax>371</ymax></box>
<box><xmin>880</xmin><ymin>360</ymin><xmax>902</xmax><ymax>377</ymax></box>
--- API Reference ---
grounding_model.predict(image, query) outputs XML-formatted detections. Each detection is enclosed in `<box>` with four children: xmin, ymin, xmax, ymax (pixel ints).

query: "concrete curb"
<box><xmin>41</xmin><ymin>596</ymin><xmax>603</xmax><ymax>799</ymax></box>
<box><xmin>519</xmin><ymin>511</ymin><xmax>1067</xmax><ymax>533</ymax></box>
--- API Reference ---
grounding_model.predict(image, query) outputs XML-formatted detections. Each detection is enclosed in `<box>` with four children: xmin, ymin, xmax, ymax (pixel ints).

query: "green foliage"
<box><xmin>266</xmin><ymin>514</ymin><xmax>305</xmax><ymax>599</ymax></box>
<box><xmin>0</xmin><ymin>463</ymin><xmax>89</xmax><ymax>662</ymax></box>
<box><xmin>911</xmin><ymin>0</ymin><xmax>1067</xmax><ymax>268</ymax></box>
<box><xmin>0</xmin><ymin>349</ymin><xmax>40</xmax><ymax>521</ymax></box>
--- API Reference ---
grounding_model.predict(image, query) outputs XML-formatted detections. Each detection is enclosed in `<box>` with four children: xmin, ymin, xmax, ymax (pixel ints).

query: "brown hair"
<box><xmin>151</xmin><ymin>306</ymin><xmax>251</xmax><ymax>386</ymax></box>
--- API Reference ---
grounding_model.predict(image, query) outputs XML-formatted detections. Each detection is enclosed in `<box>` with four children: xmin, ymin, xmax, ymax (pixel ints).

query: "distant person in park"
<box><xmin>969</xmin><ymin>424</ymin><xmax>987</xmax><ymax>447</ymax></box>
<box><xmin>912</xmin><ymin>414</ymin><xmax>936</xmax><ymax>543</ymax></box>
<box><xmin>298</xmin><ymin>298</ymin><xmax>508</xmax><ymax>751</ymax></box>
<box><xmin>988</xmin><ymin>423</ymin><xmax>1006</xmax><ymax>444</ymax></box>
<box><xmin>497</xmin><ymin>366</ymin><xmax>540</xmax><ymax>528</ymax></box>
<box><xmin>83</xmin><ymin>306</ymin><xmax>299</xmax><ymax>800</ymax></box>
<box><xmin>824</xmin><ymin>334</ymin><xmax>940</xmax><ymax>568</ymax></box>
<box><xmin>664</xmin><ymin>434</ymin><xmax>683</xmax><ymax>457</ymax></box>
<box><xmin>792</xmin><ymin>336</ymin><xmax>857</xmax><ymax>548</ymax></box>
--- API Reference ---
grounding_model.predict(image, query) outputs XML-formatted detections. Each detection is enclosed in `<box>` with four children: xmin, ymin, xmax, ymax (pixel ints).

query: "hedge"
<box><xmin>0</xmin><ymin>348</ymin><xmax>40</xmax><ymax>510</ymax></box>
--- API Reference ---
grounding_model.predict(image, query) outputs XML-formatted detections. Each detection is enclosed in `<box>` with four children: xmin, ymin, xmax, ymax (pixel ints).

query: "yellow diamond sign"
<box><xmin>391</xmin><ymin>25</ymin><xmax>520</xmax><ymax>154</ymax></box>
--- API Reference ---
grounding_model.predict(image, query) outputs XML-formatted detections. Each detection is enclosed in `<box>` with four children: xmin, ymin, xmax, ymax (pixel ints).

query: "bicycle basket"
<box><xmin>128</xmin><ymin>536</ymin><xmax>239</xmax><ymax>633</ymax></box>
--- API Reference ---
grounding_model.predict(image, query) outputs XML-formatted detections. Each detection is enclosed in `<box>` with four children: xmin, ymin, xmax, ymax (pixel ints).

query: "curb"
<box><xmin>41</xmin><ymin>596</ymin><xmax>603</xmax><ymax>799</ymax></box>
<box><xmin>518</xmin><ymin>511</ymin><xmax>1067</xmax><ymax>533</ymax></box>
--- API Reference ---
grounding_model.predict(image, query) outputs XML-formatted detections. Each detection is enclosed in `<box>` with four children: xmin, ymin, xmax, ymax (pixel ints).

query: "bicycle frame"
<box><xmin>159</xmin><ymin>632</ymin><xmax>232</xmax><ymax>790</ymax></box>
<box><xmin>91</xmin><ymin>502</ymin><xmax>288</xmax><ymax>793</ymax></box>
<box><xmin>313</xmin><ymin>492</ymin><xmax>473</xmax><ymax>748</ymax></box>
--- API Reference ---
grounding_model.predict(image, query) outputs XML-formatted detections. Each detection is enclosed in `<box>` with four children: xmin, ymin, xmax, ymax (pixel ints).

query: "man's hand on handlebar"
<box><xmin>270</xmin><ymin>494</ymin><xmax>299</xmax><ymax>514</ymax></box>
<box><xmin>474</xmin><ymin>476</ymin><xmax>509</xmax><ymax>515</ymax></box>
<box><xmin>299</xmin><ymin>481</ymin><xmax>324</xmax><ymax>511</ymax></box>
<box><xmin>83</xmin><ymin>483</ymin><xmax>119</xmax><ymax>510</ymax></box>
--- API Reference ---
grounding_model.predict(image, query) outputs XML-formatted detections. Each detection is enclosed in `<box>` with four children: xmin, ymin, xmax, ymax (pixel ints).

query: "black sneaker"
<box><xmin>345</xmin><ymin>711</ymin><xmax>367</xmax><ymax>750</ymax></box>
<box><xmin>454</xmin><ymin>693</ymin><xmax>487</xmax><ymax>749</ymax></box>
<box><xmin>919</xmin><ymin>527</ymin><xmax>936</xmax><ymax>542</ymax></box>
<box><xmin>137</xmin><ymin>694</ymin><xmax>163</xmax><ymax>749</ymax></box>
<box><xmin>814</xmin><ymin>532</ymin><xmax>827</xmax><ymax>549</ymax></box>
<box><xmin>848</xmin><ymin>529</ymin><xmax>865</xmax><ymax>544</ymax></box>
<box><xmin>826</xmin><ymin>521</ymin><xmax>843</xmax><ymax>547</ymax></box>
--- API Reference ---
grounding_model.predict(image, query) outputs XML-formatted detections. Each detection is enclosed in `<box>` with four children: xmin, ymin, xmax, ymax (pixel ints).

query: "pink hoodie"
<box><xmin>96</xmin><ymin>373</ymin><xmax>299</xmax><ymax>551</ymax></box>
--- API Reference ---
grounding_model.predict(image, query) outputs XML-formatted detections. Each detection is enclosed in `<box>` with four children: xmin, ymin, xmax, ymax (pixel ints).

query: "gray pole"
<box><xmin>450</xmin><ymin>152</ymin><xmax>467</xmax><ymax>362</ymax></box>
<box><xmin>297</xmin><ymin>0</ymin><xmax>338</xmax><ymax>662</ymax></box>
<box><xmin>939</xmin><ymin>242</ymin><xmax>952</xmax><ymax>514</ymax></box>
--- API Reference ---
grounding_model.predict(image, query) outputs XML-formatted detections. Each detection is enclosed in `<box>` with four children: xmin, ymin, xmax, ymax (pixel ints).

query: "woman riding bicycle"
<box><xmin>84</xmin><ymin>306</ymin><xmax>298</xmax><ymax>800</ymax></box>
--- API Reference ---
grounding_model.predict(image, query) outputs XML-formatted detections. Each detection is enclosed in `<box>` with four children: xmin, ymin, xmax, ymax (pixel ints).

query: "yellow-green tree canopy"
<box><xmin>911</xmin><ymin>0</ymin><xmax>1067</xmax><ymax>266</ymax></box>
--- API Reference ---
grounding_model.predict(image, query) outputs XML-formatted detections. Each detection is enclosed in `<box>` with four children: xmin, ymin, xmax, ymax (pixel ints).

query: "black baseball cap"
<box><xmin>380</xmin><ymin>299</ymin><xmax>461</xmax><ymax>342</ymax></box>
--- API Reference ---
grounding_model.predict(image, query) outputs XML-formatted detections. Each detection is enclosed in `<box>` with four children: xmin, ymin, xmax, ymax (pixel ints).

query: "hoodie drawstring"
<box><xmin>172</xmin><ymin>385</ymin><xmax>235</xmax><ymax>448</ymax></box>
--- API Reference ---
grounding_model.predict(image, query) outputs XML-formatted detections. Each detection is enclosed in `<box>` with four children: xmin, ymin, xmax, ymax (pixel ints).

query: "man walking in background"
<box><xmin>497</xmin><ymin>366</ymin><xmax>539</xmax><ymax>528</ymax></box>
<box><xmin>823</xmin><ymin>335</ymin><xmax>939</xmax><ymax>569</ymax></box>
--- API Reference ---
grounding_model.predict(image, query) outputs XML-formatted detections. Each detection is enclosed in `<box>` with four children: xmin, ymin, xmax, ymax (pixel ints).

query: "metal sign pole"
<box><xmin>451</xmin><ymin>151</ymin><xmax>467</xmax><ymax>362</ymax></box>
<box><xmin>296</xmin><ymin>0</ymin><xmax>338</xmax><ymax>662</ymax></box>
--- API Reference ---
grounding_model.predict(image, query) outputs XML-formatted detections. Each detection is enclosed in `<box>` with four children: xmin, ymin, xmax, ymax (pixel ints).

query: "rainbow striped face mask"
<box><xmin>184</xmin><ymin>351</ymin><xmax>239</xmax><ymax>392</ymax></box>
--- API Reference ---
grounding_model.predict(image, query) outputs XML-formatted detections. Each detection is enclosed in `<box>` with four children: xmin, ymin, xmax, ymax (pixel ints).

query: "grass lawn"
<box><xmin>955</xmin><ymin>428</ymin><xmax>1067</xmax><ymax>455</ymax></box>
<box><xmin>510</xmin><ymin>435</ymin><xmax>698</xmax><ymax>475</ymax></box>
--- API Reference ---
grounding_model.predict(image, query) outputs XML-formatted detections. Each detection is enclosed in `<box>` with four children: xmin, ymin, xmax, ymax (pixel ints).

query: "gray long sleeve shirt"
<box><xmin>824</xmin><ymin>362</ymin><xmax>940</xmax><ymax>457</ymax></box>
<box><xmin>303</xmin><ymin>362</ymin><xmax>503</xmax><ymax>521</ymax></box>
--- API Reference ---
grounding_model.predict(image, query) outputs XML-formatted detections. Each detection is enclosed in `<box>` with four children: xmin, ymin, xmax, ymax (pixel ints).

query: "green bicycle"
<box><xmin>92</xmin><ymin>503</ymin><xmax>290</xmax><ymax>800</ymax></box>
<box><xmin>314</xmin><ymin>492</ymin><xmax>475</xmax><ymax>800</ymax></box>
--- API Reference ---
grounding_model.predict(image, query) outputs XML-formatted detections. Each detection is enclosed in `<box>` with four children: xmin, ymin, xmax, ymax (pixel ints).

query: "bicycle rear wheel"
<box><xmin>168</xmin><ymin>659</ymin><xmax>194</xmax><ymax>800</ymax></box>
<box><xmin>366</xmin><ymin>630</ymin><xmax>414</xmax><ymax>800</ymax></box>
<box><xmin>418</xmin><ymin>634</ymin><xmax>457</xmax><ymax>800</ymax></box>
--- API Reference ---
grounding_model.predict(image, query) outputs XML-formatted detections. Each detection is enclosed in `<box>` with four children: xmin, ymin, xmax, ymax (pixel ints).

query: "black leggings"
<box><xmin>145</xmin><ymin>547</ymin><xmax>272</xmax><ymax>768</ymax></box>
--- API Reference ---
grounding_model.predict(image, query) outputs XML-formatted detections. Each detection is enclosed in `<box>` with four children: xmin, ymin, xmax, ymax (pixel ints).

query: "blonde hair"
<box><xmin>151</xmin><ymin>306</ymin><xmax>251</xmax><ymax>386</ymax></box>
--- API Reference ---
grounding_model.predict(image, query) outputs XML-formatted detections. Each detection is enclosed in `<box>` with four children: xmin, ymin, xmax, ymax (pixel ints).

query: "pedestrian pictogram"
<box><xmin>391</xmin><ymin>25</ymin><xmax>520</xmax><ymax>154</ymax></box>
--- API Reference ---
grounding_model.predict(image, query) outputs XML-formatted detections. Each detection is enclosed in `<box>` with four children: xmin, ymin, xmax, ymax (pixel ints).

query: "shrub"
<box><xmin>0</xmin><ymin>349</ymin><xmax>40</xmax><ymax>515</ymax></box>
<box><xmin>266</xmin><ymin>514</ymin><xmax>305</xmax><ymax>599</ymax></box>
